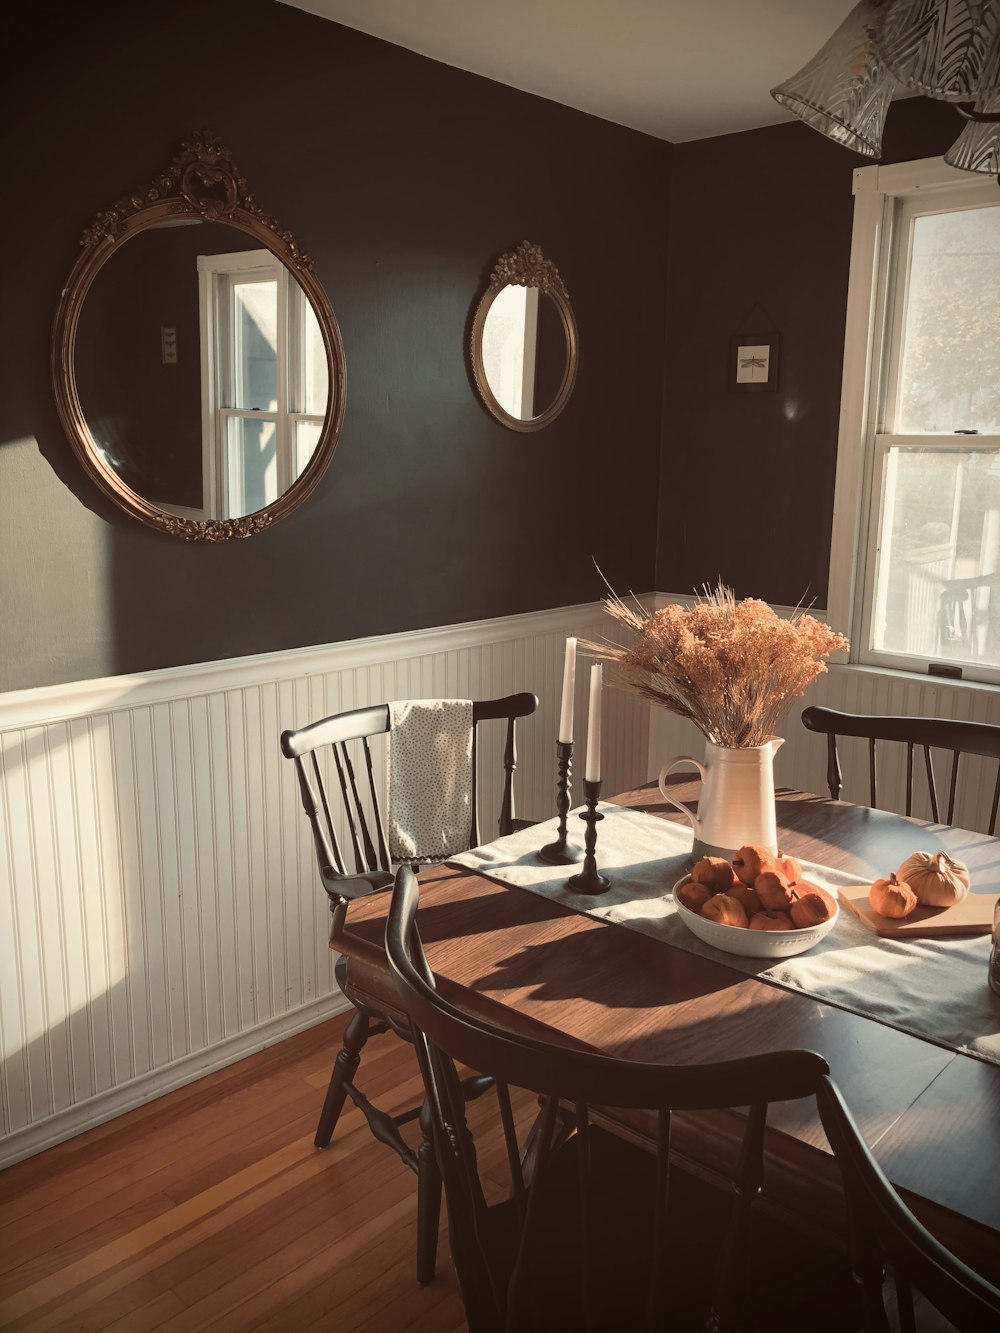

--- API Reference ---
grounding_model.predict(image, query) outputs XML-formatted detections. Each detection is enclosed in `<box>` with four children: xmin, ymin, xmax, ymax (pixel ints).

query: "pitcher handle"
<box><xmin>658</xmin><ymin>755</ymin><xmax>705</xmax><ymax>839</ymax></box>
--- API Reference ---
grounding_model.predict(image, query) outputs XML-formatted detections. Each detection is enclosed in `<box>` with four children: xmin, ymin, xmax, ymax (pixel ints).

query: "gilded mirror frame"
<box><xmin>470</xmin><ymin>241</ymin><xmax>578</xmax><ymax>433</ymax></box>
<box><xmin>51</xmin><ymin>131</ymin><xmax>346</xmax><ymax>540</ymax></box>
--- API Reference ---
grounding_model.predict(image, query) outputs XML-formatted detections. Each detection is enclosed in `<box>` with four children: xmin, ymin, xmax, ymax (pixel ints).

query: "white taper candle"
<box><xmin>585</xmin><ymin>663</ymin><xmax>602</xmax><ymax>783</ymax></box>
<box><xmin>557</xmin><ymin>637</ymin><xmax>577</xmax><ymax>744</ymax></box>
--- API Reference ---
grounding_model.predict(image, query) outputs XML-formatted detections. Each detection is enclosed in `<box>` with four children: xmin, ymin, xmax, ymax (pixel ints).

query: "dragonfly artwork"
<box><xmin>736</xmin><ymin>342</ymin><xmax>771</xmax><ymax>384</ymax></box>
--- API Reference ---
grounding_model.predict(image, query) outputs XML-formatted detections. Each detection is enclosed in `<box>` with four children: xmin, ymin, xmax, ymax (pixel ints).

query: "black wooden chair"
<box><xmin>280</xmin><ymin>692</ymin><xmax>537</xmax><ymax>1284</ymax></box>
<box><xmin>801</xmin><ymin>705</ymin><xmax>1000</xmax><ymax>833</ymax></box>
<box><xmin>386</xmin><ymin>863</ymin><xmax>854</xmax><ymax>1333</ymax></box>
<box><xmin>817</xmin><ymin>1075</ymin><xmax>1000</xmax><ymax>1333</ymax></box>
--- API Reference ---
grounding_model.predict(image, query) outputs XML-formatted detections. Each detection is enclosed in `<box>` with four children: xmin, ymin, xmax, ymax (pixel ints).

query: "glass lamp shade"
<box><xmin>945</xmin><ymin>91</ymin><xmax>1000</xmax><ymax>173</ymax></box>
<box><xmin>770</xmin><ymin>0</ymin><xmax>897</xmax><ymax>157</ymax></box>
<box><xmin>875</xmin><ymin>0</ymin><xmax>1000</xmax><ymax>102</ymax></box>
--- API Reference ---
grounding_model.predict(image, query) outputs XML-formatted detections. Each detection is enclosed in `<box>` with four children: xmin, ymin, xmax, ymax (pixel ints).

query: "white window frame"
<box><xmin>828</xmin><ymin>155</ymin><xmax>1000</xmax><ymax>686</ymax></box>
<box><xmin>196</xmin><ymin>248</ymin><xmax>325</xmax><ymax>520</ymax></box>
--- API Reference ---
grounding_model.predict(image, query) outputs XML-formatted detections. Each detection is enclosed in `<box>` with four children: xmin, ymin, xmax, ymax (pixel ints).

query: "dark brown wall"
<box><xmin>1</xmin><ymin>0</ymin><xmax>670</xmax><ymax>691</ymax></box>
<box><xmin>655</xmin><ymin>98</ymin><xmax>967</xmax><ymax>610</ymax></box>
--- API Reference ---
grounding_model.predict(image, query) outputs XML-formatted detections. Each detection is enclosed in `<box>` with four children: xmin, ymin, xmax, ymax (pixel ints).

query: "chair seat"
<box><xmin>340</xmin><ymin>954</ymin><xmax>412</xmax><ymax>1031</ymax></box>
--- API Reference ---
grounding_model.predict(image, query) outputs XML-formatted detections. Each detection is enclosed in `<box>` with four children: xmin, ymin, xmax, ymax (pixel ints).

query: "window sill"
<box><xmin>828</xmin><ymin>660</ymin><xmax>1000</xmax><ymax>697</ymax></box>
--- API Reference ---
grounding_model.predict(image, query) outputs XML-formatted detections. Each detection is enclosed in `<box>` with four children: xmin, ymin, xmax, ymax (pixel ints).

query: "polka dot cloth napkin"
<box><xmin>387</xmin><ymin>700</ymin><xmax>474</xmax><ymax>862</ymax></box>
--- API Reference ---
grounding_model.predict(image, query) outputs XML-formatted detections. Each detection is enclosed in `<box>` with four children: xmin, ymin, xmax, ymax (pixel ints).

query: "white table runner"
<box><xmin>448</xmin><ymin>804</ymin><xmax>1000</xmax><ymax>1067</ymax></box>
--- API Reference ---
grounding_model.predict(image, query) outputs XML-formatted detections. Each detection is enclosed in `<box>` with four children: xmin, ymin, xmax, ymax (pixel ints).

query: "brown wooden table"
<box><xmin>335</xmin><ymin>779</ymin><xmax>1000</xmax><ymax>1282</ymax></box>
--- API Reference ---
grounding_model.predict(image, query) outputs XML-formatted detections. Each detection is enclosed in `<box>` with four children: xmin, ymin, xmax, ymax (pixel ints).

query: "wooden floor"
<box><xmin>0</xmin><ymin>1013</ymin><xmax>960</xmax><ymax>1333</ymax></box>
<box><xmin>0</xmin><ymin>1013</ymin><xmax>527</xmax><ymax>1333</ymax></box>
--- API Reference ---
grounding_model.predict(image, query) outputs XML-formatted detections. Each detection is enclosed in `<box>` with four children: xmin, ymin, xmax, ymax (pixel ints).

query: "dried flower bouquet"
<box><xmin>588</xmin><ymin>585</ymin><xmax>849</xmax><ymax>749</ymax></box>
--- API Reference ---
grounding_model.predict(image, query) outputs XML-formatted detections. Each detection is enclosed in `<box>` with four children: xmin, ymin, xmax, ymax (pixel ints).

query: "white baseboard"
<box><xmin>0</xmin><ymin>992</ymin><xmax>351</xmax><ymax>1170</ymax></box>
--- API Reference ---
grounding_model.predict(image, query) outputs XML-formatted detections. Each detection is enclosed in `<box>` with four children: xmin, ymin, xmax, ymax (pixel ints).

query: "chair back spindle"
<box><xmin>802</xmin><ymin>707</ymin><xmax>1000</xmax><ymax>834</ymax></box>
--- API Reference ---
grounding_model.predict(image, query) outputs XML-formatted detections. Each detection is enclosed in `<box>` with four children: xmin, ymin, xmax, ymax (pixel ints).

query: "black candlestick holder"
<box><xmin>539</xmin><ymin>741</ymin><xmax>583</xmax><ymax>865</ymax></box>
<box><xmin>566</xmin><ymin>779</ymin><xmax>610</xmax><ymax>895</ymax></box>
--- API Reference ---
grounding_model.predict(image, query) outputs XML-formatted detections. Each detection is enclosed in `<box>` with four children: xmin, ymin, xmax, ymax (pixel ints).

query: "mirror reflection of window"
<box><xmin>482</xmin><ymin>284</ymin><xmax>539</xmax><ymax>420</ymax></box>
<box><xmin>233</xmin><ymin>278</ymin><xmax>278</xmax><ymax>412</ymax></box>
<box><xmin>198</xmin><ymin>249</ymin><xmax>328</xmax><ymax>520</ymax></box>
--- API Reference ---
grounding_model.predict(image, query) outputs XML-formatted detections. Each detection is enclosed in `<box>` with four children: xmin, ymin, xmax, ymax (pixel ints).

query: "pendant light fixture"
<box><xmin>771</xmin><ymin>0</ymin><xmax>1000</xmax><ymax>180</ymax></box>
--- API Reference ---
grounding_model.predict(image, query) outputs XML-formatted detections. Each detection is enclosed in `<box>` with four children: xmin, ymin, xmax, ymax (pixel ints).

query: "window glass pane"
<box><xmin>303</xmin><ymin>300</ymin><xmax>328</xmax><ymax>416</ymax></box>
<box><xmin>227</xmin><ymin>417</ymin><xmax>277</xmax><ymax>516</ymax></box>
<box><xmin>872</xmin><ymin>447</ymin><xmax>1000</xmax><ymax>669</ymax></box>
<box><xmin>896</xmin><ymin>205</ymin><xmax>1000</xmax><ymax>434</ymax></box>
<box><xmin>481</xmin><ymin>284</ymin><xmax>538</xmax><ymax>418</ymax></box>
<box><xmin>294</xmin><ymin>419</ymin><xmax>321</xmax><ymax>480</ymax></box>
<box><xmin>233</xmin><ymin>279</ymin><xmax>278</xmax><ymax>411</ymax></box>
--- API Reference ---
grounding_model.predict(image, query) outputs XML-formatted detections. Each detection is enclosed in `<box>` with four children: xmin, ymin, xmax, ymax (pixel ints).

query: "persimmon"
<box><xmin>749</xmin><ymin>910</ymin><xmax>794</xmax><ymax>931</ymax></box>
<box><xmin>690</xmin><ymin>856</ymin><xmax>736</xmax><ymax>892</ymax></box>
<box><xmin>776</xmin><ymin>851</ymin><xmax>803</xmax><ymax>883</ymax></box>
<box><xmin>755</xmin><ymin>870</ymin><xmax>795</xmax><ymax>912</ymax></box>
<box><xmin>789</xmin><ymin>892</ymin><xmax>832</xmax><ymax>929</ymax></box>
<box><xmin>796</xmin><ymin>879</ymin><xmax>836</xmax><ymax>914</ymax></box>
<box><xmin>677</xmin><ymin>880</ymin><xmax>713</xmax><ymax>915</ymax></box>
<box><xmin>729</xmin><ymin>882</ymin><xmax>762</xmax><ymax>917</ymax></box>
<box><xmin>733</xmin><ymin>844</ymin><xmax>775</xmax><ymax>886</ymax></box>
<box><xmin>701</xmin><ymin>894</ymin><xmax>748</xmax><ymax>928</ymax></box>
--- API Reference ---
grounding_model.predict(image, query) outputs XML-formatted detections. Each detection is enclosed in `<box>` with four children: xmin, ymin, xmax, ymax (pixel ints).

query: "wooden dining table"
<box><xmin>333</xmin><ymin>777</ymin><xmax>1000</xmax><ymax>1284</ymax></box>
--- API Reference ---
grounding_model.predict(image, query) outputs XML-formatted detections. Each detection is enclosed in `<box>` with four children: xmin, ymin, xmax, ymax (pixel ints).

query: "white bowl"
<box><xmin>671</xmin><ymin>877</ymin><xmax>839</xmax><ymax>959</ymax></box>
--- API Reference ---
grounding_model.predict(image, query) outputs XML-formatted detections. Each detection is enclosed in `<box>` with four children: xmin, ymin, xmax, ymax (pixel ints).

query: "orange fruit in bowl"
<box><xmin>749</xmin><ymin>910</ymin><xmax>794</xmax><ymax>932</ymax></box>
<box><xmin>755</xmin><ymin>870</ymin><xmax>795</xmax><ymax>912</ymax></box>
<box><xmin>729</xmin><ymin>882</ymin><xmax>762</xmax><ymax>917</ymax></box>
<box><xmin>701</xmin><ymin>894</ymin><xmax>749</xmax><ymax>928</ymax></box>
<box><xmin>676</xmin><ymin>880</ymin><xmax>713</xmax><ymax>915</ymax></box>
<box><xmin>732</xmin><ymin>844</ymin><xmax>776</xmax><ymax>887</ymax></box>
<box><xmin>691</xmin><ymin>856</ymin><xmax>736</xmax><ymax>892</ymax></box>
<box><xmin>789</xmin><ymin>891</ymin><xmax>832</xmax><ymax>929</ymax></box>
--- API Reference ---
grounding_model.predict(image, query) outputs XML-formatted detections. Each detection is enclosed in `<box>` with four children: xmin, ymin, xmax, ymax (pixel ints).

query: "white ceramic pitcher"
<box><xmin>658</xmin><ymin>738</ymin><xmax>784</xmax><ymax>860</ymax></box>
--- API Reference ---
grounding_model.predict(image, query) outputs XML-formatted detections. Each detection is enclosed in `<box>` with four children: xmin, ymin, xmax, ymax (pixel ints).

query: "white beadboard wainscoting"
<box><xmin>3</xmin><ymin>592</ymin><xmax>998</xmax><ymax>1167</ymax></box>
<box><xmin>0</xmin><ymin>599</ymin><xmax>650</xmax><ymax>1166</ymax></box>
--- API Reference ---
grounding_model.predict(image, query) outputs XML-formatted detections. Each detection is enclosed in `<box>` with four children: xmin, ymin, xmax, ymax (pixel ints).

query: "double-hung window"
<box><xmin>197</xmin><ymin>249</ymin><xmax>327</xmax><ymax>520</ymax></box>
<box><xmin>830</xmin><ymin>158</ymin><xmax>1000</xmax><ymax>685</ymax></box>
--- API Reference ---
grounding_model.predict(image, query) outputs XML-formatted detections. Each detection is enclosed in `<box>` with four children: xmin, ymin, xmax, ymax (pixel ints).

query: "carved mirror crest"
<box><xmin>52</xmin><ymin>131</ymin><xmax>346</xmax><ymax>540</ymax></box>
<box><xmin>470</xmin><ymin>241</ymin><xmax>578</xmax><ymax>432</ymax></box>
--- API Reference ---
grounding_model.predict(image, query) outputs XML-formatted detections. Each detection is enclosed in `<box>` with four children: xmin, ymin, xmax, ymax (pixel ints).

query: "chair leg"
<box><xmin>416</xmin><ymin>1098</ymin><xmax>442</xmax><ymax>1285</ymax></box>
<box><xmin>315</xmin><ymin>1008</ymin><xmax>371</xmax><ymax>1149</ymax></box>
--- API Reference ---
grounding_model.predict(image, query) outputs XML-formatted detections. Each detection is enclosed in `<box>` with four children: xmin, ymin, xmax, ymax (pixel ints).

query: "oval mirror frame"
<box><xmin>51</xmin><ymin>131</ymin><xmax>346</xmax><ymax>540</ymax></box>
<box><xmin>470</xmin><ymin>241</ymin><xmax>578</xmax><ymax>433</ymax></box>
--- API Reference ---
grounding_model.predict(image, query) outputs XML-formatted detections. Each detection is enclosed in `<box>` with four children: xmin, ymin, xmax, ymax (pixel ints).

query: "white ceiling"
<box><xmin>280</xmin><ymin>0</ymin><xmax>858</xmax><ymax>143</ymax></box>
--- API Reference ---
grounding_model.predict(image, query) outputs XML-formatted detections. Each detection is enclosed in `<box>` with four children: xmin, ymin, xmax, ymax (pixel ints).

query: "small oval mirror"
<box><xmin>470</xmin><ymin>242</ymin><xmax>577</xmax><ymax>432</ymax></box>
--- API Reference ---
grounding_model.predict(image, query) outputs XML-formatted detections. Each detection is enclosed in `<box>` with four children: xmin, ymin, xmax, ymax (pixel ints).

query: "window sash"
<box><xmin>858</xmin><ymin>434</ymin><xmax>1000</xmax><ymax>683</ymax></box>
<box><xmin>828</xmin><ymin>157</ymin><xmax>1000</xmax><ymax>686</ymax></box>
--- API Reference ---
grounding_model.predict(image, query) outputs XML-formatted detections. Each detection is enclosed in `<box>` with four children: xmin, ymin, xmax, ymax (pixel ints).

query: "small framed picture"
<box><xmin>729</xmin><ymin>332</ymin><xmax>780</xmax><ymax>393</ymax></box>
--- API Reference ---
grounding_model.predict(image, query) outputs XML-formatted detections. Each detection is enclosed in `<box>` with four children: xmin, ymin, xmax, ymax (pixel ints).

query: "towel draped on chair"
<box><xmin>387</xmin><ymin>700</ymin><xmax>474</xmax><ymax>861</ymax></box>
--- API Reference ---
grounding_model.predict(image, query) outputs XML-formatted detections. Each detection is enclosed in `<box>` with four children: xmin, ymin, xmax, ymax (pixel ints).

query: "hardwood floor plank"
<box><xmin>0</xmin><ymin>1015</ymin><xmax>486</xmax><ymax>1333</ymax></box>
<box><xmin>98</xmin><ymin>1289</ymin><xmax>188</xmax><ymax>1333</ymax></box>
<box><xmin>0</xmin><ymin>1018</ymin><xmax>350</xmax><ymax>1227</ymax></box>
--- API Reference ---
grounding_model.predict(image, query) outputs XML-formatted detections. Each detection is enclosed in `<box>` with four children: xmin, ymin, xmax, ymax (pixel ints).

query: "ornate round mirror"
<box><xmin>470</xmin><ymin>242</ymin><xmax>578</xmax><ymax>432</ymax></box>
<box><xmin>52</xmin><ymin>132</ymin><xmax>346</xmax><ymax>540</ymax></box>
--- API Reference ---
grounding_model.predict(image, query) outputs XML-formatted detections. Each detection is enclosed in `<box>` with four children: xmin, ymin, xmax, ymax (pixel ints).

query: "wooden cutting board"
<box><xmin>837</xmin><ymin>884</ymin><xmax>998</xmax><ymax>938</ymax></box>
